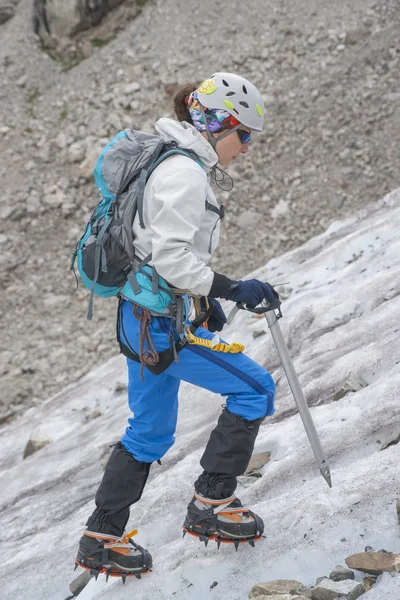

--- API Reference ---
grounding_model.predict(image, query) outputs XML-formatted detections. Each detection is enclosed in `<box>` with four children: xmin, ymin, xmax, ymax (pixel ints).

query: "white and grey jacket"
<box><xmin>133</xmin><ymin>118</ymin><xmax>229</xmax><ymax>298</ymax></box>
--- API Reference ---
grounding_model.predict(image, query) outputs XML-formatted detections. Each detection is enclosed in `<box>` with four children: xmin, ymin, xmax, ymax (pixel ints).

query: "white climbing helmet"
<box><xmin>196</xmin><ymin>72</ymin><xmax>265</xmax><ymax>132</ymax></box>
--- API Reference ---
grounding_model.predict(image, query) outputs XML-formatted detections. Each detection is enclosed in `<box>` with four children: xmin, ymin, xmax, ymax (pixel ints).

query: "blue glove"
<box><xmin>223</xmin><ymin>279</ymin><xmax>279</xmax><ymax>309</ymax></box>
<box><xmin>201</xmin><ymin>297</ymin><xmax>227</xmax><ymax>332</ymax></box>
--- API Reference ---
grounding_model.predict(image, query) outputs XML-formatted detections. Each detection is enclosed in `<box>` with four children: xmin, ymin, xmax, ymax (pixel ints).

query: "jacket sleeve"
<box><xmin>150</xmin><ymin>166</ymin><xmax>215</xmax><ymax>296</ymax></box>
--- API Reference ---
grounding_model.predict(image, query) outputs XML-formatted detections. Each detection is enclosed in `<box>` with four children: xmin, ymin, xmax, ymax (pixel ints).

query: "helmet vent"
<box><xmin>226</xmin><ymin>91</ymin><xmax>236</xmax><ymax>96</ymax></box>
<box><xmin>222</xmin><ymin>79</ymin><xmax>229</xmax><ymax>87</ymax></box>
<box><xmin>239</xmin><ymin>101</ymin><xmax>249</xmax><ymax>108</ymax></box>
<box><xmin>242</xmin><ymin>85</ymin><xmax>248</xmax><ymax>94</ymax></box>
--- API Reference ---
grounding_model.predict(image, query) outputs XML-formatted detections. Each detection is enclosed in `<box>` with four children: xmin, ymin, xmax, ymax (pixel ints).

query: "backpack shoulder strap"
<box><xmin>136</xmin><ymin>146</ymin><xmax>203</xmax><ymax>230</ymax></box>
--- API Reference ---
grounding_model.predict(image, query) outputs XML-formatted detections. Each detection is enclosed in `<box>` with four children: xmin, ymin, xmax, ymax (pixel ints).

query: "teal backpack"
<box><xmin>70</xmin><ymin>129</ymin><xmax>201</xmax><ymax>321</ymax></box>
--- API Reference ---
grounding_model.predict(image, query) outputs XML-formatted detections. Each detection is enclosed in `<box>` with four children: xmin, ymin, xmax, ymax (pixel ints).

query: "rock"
<box><xmin>245</xmin><ymin>451</ymin><xmax>271</xmax><ymax>474</ymax></box>
<box><xmin>107</xmin><ymin>112</ymin><xmax>122</xmax><ymax>132</ymax></box>
<box><xmin>249</xmin><ymin>579</ymin><xmax>308</xmax><ymax>597</ymax></box>
<box><xmin>55</xmin><ymin>132</ymin><xmax>68</xmax><ymax>150</ymax></box>
<box><xmin>249</xmin><ymin>596</ymin><xmax>309</xmax><ymax>600</ymax></box>
<box><xmin>23</xmin><ymin>438</ymin><xmax>51</xmax><ymax>459</ymax></box>
<box><xmin>68</xmin><ymin>141</ymin><xmax>86</xmax><ymax>163</ymax></box>
<box><xmin>345</xmin><ymin>551</ymin><xmax>400</xmax><ymax>575</ymax></box>
<box><xmin>237</xmin><ymin>210</ymin><xmax>259</xmax><ymax>229</ymax></box>
<box><xmin>16</xmin><ymin>74</ymin><xmax>27</xmax><ymax>87</ymax></box>
<box><xmin>124</xmin><ymin>81</ymin><xmax>141</xmax><ymax>94</ymax></box>
<box><xmin>362</xmin><ymin>576</ymin><xmax>378</xmax><ymax>592</ymax></box>
<box><xmin>329</xmin><ymin>565</ymin><xmax>355</xmax><ymax>582</ymax></box>
<box><xmin>276</xmin><ymin>286</ymin><xmax>293</xmax><ymax>300</ymax></box>
<box><xmin>0</xmin><ymin>4</ymin><xmax>15</xmax><ymax>25</ymax></box>
<box><xmin>271</xmin><ymin>198</ymin><xmax>290</xmax><ymax>220</ymax></box>
<box><xmin>380</xmin><ymin>432</ymin><xmax>400</xmax><ymax>451</ymax></box>
<box><xmin>210</xmin><ymin>581</ymin><xmax>218</xmax><ymax>590</ymax></box>
<box><xmin>43</xmin><ymin>190</ymin><xmax>65</xmax><ymax>208</ymax></box>
<box><xmin>114</xmin><ymin>381</ymin><xmax>127</xmax><ymax>393</ymax></box>
<box><xmin>396</xmin><ymin>499</ymin><xmax>400</xmax><ymax>524</ymax></box>
<box><xmin>311</xmin><ymin>578</ymin><xmax>365</xmax><ymax>600</ymax></box>
<box><xmin>333</xmin><ymin>374</ymin><xmax>368</xmax><ymax>401</ymax></box>
<box><xmin>0</xmin><ymin>234</ymin><xmax>9</xmax><ymax>244</ymax></box>
<box><xmin>26</xmin><ymin>193</ymin><xmax>41</xmax><ymax>215</ymax></box>
<box><xmin>0</xmin><ymin>409</ymin><xmax>14</xmax><ymax>424</ymax></box>
<box><xmin>57</xmin><ymin>176</ymin><xmax>70</xmax><ymax>191</ymax></box>
<box><xmin>252</xmin><ymin>330</ymin><xmax>266</xmax><ymax>339</ymax></box>
<box><xmin>43</xmin><ymin>294</ymin><xmax>70</xmax><ymax>308</ymax></box>
<box><xmin>344</xmin><ymin>27</ymin><xmax>370</xmax><ymax>46</ymax></box>
<box><xmin>61</xmin><ymin>202</ymin><xmax>76</xmax><ymax>217</ymax></box>
<box><xmin>79</xmin><ymin>148</ymin><xmax>100</xmax><ymax>180</ymax></box>
<box><xmin>69</xmin><ymin>570</ymin><xmax>93</xmax><ymax>596</ymax></box>
<box><xmin>34</xmin><ymin>0</ymin><xmax>127</xmax><ymax>41</ymax></box>
<box><xmin>85</xmin><ymin>409</ymin><xmax>102</xmax><ymax>421</ymax></box>
<box><xmin>36</xmin><ymin>144</ymin><xmax>51</xmax><ymax>163</ymax></box>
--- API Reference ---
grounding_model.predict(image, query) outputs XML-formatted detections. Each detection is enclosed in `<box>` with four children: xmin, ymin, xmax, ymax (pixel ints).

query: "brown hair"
<box><xmin>173</xmin><ymin>82</ymin><xmax>198</xmax><ymax>123</ymax></box>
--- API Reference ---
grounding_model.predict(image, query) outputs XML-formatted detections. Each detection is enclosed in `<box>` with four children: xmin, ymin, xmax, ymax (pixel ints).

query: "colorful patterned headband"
<box><xmin>185</xmin><ymin>90</ymin><xmax>240</xmax><ymax>133</ymax></box>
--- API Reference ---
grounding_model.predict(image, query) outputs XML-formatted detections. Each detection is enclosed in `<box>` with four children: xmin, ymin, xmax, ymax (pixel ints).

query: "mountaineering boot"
<box><xmin>76</xmin><ymin>529</ymin><xmax>152</xmax><ymax>578</ymax></box>
<box><xmin>183</xmin><ymin>491</ymin><xmax>264</xmax><ymax>547</ymax></box>
<box><xmin>75</xmin><ymin>441</ymin><xmax>152</xmax><ymax>578</ymax></box>
<box><xmin>183</xmin><ymin>409</ymin><xmax>266</xmax><ymax>547</ymax></box>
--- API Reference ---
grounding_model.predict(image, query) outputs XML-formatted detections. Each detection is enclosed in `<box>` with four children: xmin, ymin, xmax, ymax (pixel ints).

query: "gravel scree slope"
<box><xmin>0</xmin><ymin>0</ymin><xmax>399</xmax><ymax>421</ymax></box>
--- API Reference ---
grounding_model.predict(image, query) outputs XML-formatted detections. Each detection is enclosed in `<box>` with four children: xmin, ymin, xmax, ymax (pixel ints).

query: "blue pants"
<box><xmin>118</xmin><ymin>299</ymin><xmax>275</xmax><ymax>463</ymax></box>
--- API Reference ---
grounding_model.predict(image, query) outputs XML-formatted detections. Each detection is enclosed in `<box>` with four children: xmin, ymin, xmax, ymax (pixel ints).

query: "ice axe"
<box><xmin>227</xmin><ymin>294</ymin><xmax>332</xmax><ymax>488</ymax></box>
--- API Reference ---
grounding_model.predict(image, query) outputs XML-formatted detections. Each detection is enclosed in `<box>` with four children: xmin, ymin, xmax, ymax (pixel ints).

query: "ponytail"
<box><xmin>173</xmin><ymin>82</ymin><xmax>197</xmax><ymax>124</ymax></box>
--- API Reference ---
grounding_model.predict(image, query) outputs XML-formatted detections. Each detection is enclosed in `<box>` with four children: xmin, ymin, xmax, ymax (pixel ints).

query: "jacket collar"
<box><xmin>155</xmin><ymin>118</ymin><xmax>218</xmax><ymax>172</ymax></box>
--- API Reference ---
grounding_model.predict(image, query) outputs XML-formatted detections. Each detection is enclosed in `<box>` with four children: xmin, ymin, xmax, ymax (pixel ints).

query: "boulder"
<box><xmin>249</xmin><ymin>596</ymin><xmax>309</xmax><ymax>600</ymax></box>
<box><xmin>33</xmin><ymin>0</ymin><xmax>127</xmax><ymax>39</ymax></box>
<box><xmin>345</xmin><ymin>551</ymin><xmax>400</xmax><ymax>575</ymax></box>
<box><xmin>249</xmin><ymin>579</ymin><xmax>308</xmax><ymax>597</ymax></box>
<box><xmin>380</xmin><ymin>432</ymin><xmax>400</xmax><ymax>451</ymax></box>
<box><xmin>329</xmin><ymin>565</ymin><xmax>355</xmax><ymax>582</ymax></box>
<box><xmin>23</xmin><ymin>438</ymin><xmax>51</xmax><ymax>459</ymax></box>
<box><xmin>245</xmin><ymin>451</ymin><xmax>271</xmax><ymax>474</ymax></box>
<box><xmin>311</xmin><ymin>578</ymin><xmax>365</xmax><ymax>600</ymax></box>
<box><xmin>362</xmin><ymin>576</ymin><xmax>378</xmax><ymax>592</ymax></box>
<box><xmin>333</xmin><ymin>374</ymin><xmax>368</xmax><ymax>401</ymax></box>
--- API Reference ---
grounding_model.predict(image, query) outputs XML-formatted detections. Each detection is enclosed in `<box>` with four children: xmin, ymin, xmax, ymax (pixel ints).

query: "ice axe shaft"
<box><xmin>264</xmin><ymin>308</ymin><xmax>332</xmax><ymax>488</ymax></box>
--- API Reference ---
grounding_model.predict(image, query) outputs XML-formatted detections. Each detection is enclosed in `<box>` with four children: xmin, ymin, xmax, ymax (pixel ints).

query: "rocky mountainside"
<box><xmin>0</xmin><ymin>0</ymin><xmax>399</xmax><ymax>421</ymax></box>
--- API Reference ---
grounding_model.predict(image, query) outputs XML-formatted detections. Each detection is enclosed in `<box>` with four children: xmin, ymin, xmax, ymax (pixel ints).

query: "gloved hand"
<box><xmin>201</xmin><ymin>297</ymin><xmax>227</xmax><ymax>332</ymax></box>
<box><xmin>223</xmin><ymin>279</ymin><xmax>279</xmax><ymax>309</ymax></box>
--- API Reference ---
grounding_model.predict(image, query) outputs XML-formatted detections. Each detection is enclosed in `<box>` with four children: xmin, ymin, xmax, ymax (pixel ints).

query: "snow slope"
<box><xmin>0</xmin><ymin>189</ymin><xmax>399</xmax><ymax>600</ymax></box>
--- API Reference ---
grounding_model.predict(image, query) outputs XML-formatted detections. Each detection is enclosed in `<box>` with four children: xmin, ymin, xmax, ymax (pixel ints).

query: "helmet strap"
<box><xmin>199</xmin><ymin>103</ymin><xmax>242</xmax><ymax>150</ymax></box>
<box><xmin>200</xmin><ymin>104</ymin><xmax>217</xmax><ymax>150</ymax></box>
<box><xmin>214</xmin><ymin>124</ymin><xmax>241</xmax><ymax>142</ymax></box>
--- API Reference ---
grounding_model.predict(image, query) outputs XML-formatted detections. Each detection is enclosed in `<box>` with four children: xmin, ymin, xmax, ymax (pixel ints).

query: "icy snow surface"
<box><xmin>1</xmin><ymin>189</ymin><xmax>399</xmax><ymax>600</ymax></box>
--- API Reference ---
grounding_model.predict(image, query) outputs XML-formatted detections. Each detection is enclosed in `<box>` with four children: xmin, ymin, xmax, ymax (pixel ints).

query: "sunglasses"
<box><xmin>237</xmin><ymin>128</ymin><xmax>252</xmax><ymax>144</ymax></box>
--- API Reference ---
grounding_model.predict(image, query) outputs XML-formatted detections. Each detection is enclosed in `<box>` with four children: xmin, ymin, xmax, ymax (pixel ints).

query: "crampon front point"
<box><xmin>182</xmin><ymin>526</ymin><xmax>263</xmax><ymax>550</ymax></box>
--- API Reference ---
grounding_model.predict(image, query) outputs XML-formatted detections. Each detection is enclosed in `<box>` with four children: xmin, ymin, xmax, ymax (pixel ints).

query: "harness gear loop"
<box><xmin>132</xmin><ymin>306</ymin><xmax>159</xmax><ymax>380</ymax></box>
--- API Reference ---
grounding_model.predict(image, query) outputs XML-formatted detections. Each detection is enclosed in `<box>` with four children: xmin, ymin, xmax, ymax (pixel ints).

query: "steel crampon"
<box><xmin>75</xmin><ymin>529</ymin><xmax>151</xmax><ymax>583</ymax></box>
<box><xmin>182</xmin><ymin>527</ymin><xmax>262</xmax><ymax>551</ymax></box>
